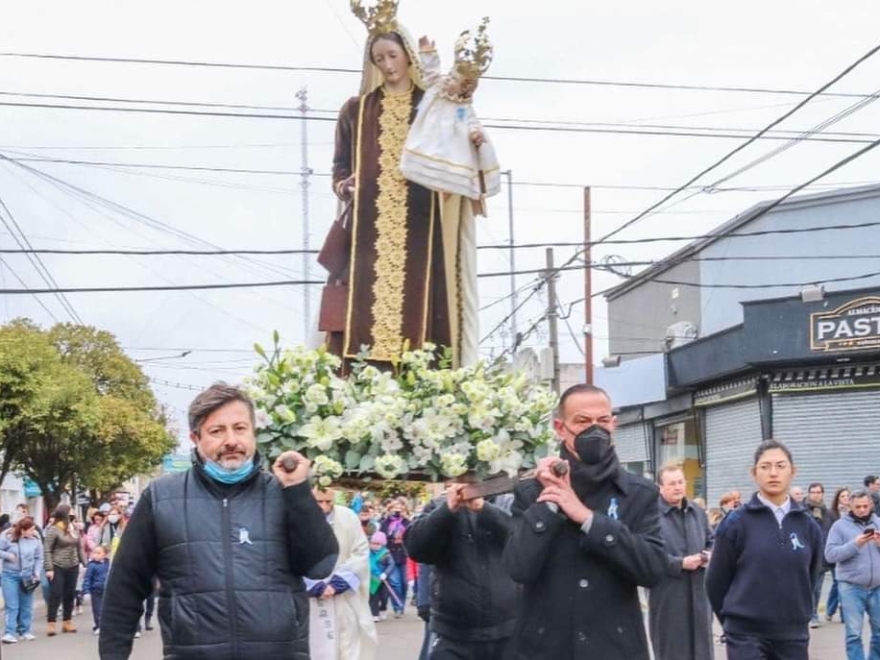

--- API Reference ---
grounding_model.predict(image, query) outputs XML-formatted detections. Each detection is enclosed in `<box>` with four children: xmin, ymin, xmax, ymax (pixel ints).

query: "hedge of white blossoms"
<box><xmin>246</xmin><ymin>339</ymin><xmax>559</xmax><ymax>487</ymax></box>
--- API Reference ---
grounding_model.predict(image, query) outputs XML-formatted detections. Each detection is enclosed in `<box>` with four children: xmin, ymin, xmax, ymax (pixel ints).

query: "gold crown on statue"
<box><xmin>350</xmin><ymin>0</ymin><xmax>400</xmax><ymax>36</ymax></box>
<box><xmin>454</xmin><ymin>17</ymin><xmax>494</xmax><ymax>80</ymax></box>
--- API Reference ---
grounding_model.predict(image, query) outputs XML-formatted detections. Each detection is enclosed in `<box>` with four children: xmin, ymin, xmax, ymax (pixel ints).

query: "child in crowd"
<box><xmin>400</xmin><ymin>17</ymin><xmax>500</xmax><ymax>215</ymax></box>
<box><xmin>368</xmin><ymin>532</ymin><xmax>394</xmax><ymax>623</ymax></box>
<box><xmin>81</xmin><ymin>546</ymin><xmax>110</xmax><ymax>634</ymax></box>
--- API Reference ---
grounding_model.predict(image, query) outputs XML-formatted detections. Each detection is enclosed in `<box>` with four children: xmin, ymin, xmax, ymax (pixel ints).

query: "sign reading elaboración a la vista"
<box><xmin>810</xmin><ymin>296</ymin><xmax>880</xmax><ymax>353</ymax></box>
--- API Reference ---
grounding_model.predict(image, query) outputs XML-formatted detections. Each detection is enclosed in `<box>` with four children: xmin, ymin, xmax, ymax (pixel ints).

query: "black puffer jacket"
<box><xmin>404</xmin><ymin>496</ymin><xmax>519</xmax><ymax>642</ymax></box>
<box><xmin>99</xmin><ymin>462</ymin><xmax>338</xmax><ymax>660</ymax></box>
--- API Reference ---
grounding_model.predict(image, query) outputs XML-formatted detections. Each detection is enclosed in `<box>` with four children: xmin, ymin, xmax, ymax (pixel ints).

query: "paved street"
<box><xmin>1</xmin><ymin>602</ymin><xmax>426</xmax><ymax>659</ymax></box>
<box><xmin>0</xmin><ymin>599</ymin><xmax>861</xmax><ymax>659</ymax></box>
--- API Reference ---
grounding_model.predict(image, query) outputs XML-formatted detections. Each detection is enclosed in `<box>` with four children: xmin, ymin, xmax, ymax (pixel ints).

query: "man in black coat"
<box><xmin>98</xmin><ymin>383</ymin><xmax>339</xmax><ymax>660</ymax></box>
<box><xmin>405</xmin><ymin>486</ymin><xmax>519</xmax><ymax>660</ymax></box>
<box><xmin>503</xmin><ymin>383</ymin><xmax>666</xmax><ymax>660</ymax></box>
<box><xmin>648</xmin><ymin>464</ymin><xmax>714</xmax><ymax>660</ymax></box>
<box><xmin>805</xmin><ymin>481</ymin><xmax>834</xmax><ymax>628</ymax></box>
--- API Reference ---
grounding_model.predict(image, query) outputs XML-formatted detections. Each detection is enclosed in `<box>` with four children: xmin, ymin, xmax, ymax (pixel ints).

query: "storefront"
<box><xmin>665</xmin><ymin>286</ymin><xmax>880</xmax><ymax>502</ymax></box>
<box><xmin>769</xmin><ymin>365</ymin><xmax>880</xmax><ymax>492</ymax></box>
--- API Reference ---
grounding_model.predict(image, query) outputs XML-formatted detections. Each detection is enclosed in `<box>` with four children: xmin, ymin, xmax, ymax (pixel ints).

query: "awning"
<box><xmin>769</xmin><ymin>363</ymin><xmax>880</xmax><ymax>393</ymax></box>
<box><xmin>694</xmin><ymin>376</ymin><xmax>758</xmax><ymax>407</ymax></box>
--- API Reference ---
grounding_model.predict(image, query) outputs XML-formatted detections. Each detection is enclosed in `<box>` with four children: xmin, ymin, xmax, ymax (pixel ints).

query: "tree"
<box><xmin>0</xmin><ymin>320</ymin><xmax>175</xmax><ymax>511</ymax></box>
<box><xmin>0</xmin><ymin>320</ymin><xmax>62</xmax><ymax>486</ymax></box>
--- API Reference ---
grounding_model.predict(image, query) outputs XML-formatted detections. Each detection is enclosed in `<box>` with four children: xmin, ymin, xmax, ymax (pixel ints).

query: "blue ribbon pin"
<box><xmin>607</xmin><ymin>497</ymin><xmax>619</xmax><ymax>520</ymax></box>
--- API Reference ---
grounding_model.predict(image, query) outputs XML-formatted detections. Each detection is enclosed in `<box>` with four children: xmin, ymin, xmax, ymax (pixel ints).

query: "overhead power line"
<box><xmin>4</xmin><ymin>91</ymin><xmax>880</xmax><ymax>144</ymax></box>
<box><xmin>1</xmin><ymin>101</ymin><xmax>877</xmax><ymax>144</ymax></box>
<box><xmin>0</xmin><ymin>280</ymin><xmax>323</xmax><ymax>295</ymax></box>
<box><xmin>5</xmin><ymin>222</ymin><xmax>880</xmax><ymax>259</ymax></box>
<box><xmin>1</xmin><ymin>52</ymin><xmax>876</xmax><ymax>99</ymax></box>
<box><xmin>594</xmin><ymin>40</ymin><xmax>880</xmax><ymax>245</ymax></box>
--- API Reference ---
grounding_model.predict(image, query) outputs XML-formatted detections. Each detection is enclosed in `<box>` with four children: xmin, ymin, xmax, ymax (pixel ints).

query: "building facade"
<box><xmin>597</xmin><ymin>185</ymin><xmax>880</xmax><ymax>504</ymax></box>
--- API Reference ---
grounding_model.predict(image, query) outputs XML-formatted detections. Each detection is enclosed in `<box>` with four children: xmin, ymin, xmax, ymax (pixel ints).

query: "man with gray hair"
<box><xmin>825</xmin><ymin>489</ymin><xmax>880</xmax><ymax>660</ymax></box>
<box><xmin>99</xmin><ymin>382</ymin><xmax>339</xmax><ymax>660</ymax></box>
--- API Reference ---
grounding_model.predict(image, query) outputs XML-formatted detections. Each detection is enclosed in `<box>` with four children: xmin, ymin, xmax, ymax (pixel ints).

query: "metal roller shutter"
<box><xmin>614</xmin><ymin>422</ymin><xmax>650</xmax><ymax>464</ymax></box>
<box><xmin>705</xmin><ymin>397</ymin><xmax>763</xmax><ymax>507</ymax></box>
<box><xmin>772</xmin><ymin>390</ymin><xmax>880</xmax><ymax>493</ymax></box>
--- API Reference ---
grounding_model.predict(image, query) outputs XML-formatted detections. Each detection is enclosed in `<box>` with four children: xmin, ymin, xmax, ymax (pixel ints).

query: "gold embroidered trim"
<box><xmin>370</xmin><ymin>90</ymin><xmax>413</xmax><ymax>361</ymax></box>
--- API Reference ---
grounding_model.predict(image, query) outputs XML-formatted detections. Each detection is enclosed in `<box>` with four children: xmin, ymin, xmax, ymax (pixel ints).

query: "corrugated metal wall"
<box><xmin>705</xmin><ymin>397</ymin><xmax>763</xmax><ymax>507</ymax></box>
<box><xmin>772</xmin><ymin>390</ymin><xmax>880</xmax><ymax>493</ymax></box>
<box><xmin>614</xmin><ymin>422</ymin><xmax>650</xmax><ymax>466</ymax></box>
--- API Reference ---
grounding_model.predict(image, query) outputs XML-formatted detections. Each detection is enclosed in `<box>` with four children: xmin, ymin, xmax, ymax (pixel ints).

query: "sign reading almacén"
<box><xmin>811</xmin><ymin>296</ymin><xmax>880</xmax><ymax>352</ymax></box>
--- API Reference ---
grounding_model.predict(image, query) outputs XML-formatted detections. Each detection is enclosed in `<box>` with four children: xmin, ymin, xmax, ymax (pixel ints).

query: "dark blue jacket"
<box><xmin>706</xmin><ymin>493</ymin><xmax>823</xmax><ymax>641</ymax></box>
<box><xmin>83</xmin><ymin>559</ymin><xmax>110</xmax><ymax>594</ymax></box>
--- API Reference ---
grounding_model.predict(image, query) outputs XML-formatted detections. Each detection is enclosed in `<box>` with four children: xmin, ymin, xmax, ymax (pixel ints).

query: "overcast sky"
<box><xmin>3</xmin><ymin>1</ymin><xmax>880</xmax><ymax>447</ymax></box>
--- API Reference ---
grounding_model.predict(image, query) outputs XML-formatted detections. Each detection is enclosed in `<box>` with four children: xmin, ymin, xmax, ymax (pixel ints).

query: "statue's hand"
<box><xmin>470</xmin><ymin>130</ymin><xmax>485</xmax><ymax>148</ymax></box>
<box><xmin>419</xmin><ymin>35</ymin><xmax>435</xmax><ymax>51</ymax></box>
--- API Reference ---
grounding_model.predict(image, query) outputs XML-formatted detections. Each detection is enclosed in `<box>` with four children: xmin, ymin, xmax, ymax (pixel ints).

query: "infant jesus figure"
<box><xmin>400</xmin><ymin>17</ymin><xmax>501</xmax><ymax>216</ymax></box>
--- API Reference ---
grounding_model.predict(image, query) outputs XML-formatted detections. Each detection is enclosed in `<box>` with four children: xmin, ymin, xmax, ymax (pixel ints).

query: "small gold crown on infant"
<box><xmin>454</xmin><ymin>17</ymin><xmax>494</xmax><ymax>81</ymax></box>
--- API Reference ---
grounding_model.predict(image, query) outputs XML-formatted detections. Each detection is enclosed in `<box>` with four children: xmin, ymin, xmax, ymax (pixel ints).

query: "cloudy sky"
<box><xmin>3</xmin><ymin>0</ymin><xmax>880</xmax><ymax>446</ymax></box>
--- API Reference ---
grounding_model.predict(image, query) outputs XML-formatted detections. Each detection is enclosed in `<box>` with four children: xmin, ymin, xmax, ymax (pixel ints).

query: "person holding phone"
<box><xmin>825</xmin><ymin>489</ymin><xmax>880</xmax><ymax>660</ymax></box>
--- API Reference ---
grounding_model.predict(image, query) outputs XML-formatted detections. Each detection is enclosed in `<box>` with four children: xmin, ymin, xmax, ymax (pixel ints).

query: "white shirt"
<box><xmin>757</xmin><ymin>493</ymin><xmax>791</xmax><ymax>527</ymax></box>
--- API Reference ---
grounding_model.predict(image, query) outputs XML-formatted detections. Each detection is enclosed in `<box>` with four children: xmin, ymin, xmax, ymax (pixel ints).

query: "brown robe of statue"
<box><xmin>323</xmin><ymin>84</ymin><xmax>451</xmax><ymax>367</ymax></box>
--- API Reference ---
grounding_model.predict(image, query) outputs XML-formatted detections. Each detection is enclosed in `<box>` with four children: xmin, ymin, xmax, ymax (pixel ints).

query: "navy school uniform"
<box><xmin>705</xmin><ymin>493</ymin><xmax>823</xmax><ymax>659</ymax></box>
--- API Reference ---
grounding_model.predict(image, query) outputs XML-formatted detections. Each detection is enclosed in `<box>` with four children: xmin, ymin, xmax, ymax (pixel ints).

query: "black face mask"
<box><xmin>571</xmin><ymin>424</ymin><xmax>614</xmax><ymax>465</ymax></box>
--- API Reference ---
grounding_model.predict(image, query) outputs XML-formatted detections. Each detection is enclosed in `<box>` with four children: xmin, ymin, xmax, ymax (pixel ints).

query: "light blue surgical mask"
<box><xmin>203</xmin><ymin>457</ymin><xmax>256</xmax><ymax>484</ymax></box>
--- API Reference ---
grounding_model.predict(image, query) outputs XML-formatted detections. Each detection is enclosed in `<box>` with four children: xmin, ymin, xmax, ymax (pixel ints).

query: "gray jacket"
<box><xmin>825</xmin><ymin>513</ymin><xmax>880</xmax><ymax>588</ymax></box>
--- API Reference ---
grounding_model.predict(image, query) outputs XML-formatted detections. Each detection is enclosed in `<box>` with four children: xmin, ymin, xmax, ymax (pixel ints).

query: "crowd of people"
<box><xmin>3</xmin><ymin>380</ymin><xmax>879</xmax><ymax>660</ymax></box>
<box><xmin>0</xmin><ymin>495</ymin><xmax>155</xmax><ymax>645</ymax></box>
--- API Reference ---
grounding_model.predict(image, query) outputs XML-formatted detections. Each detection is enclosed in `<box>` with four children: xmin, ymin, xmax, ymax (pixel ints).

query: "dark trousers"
<box><xmin>724</xmin><ymin>632</ymin><xmax>809</xmax><ymax>660</ymax></box>
<box><xmin>48</xmin><ymin>565</ymin><xmax>80</xmax><ymax>623</ymax></box>
<box><xmin>429</xmin><ymin>635</ymin><xmax>511</xmax><ymax>660</ymax></box>
<box><xmin>369</xmin><ymin>591</ymin><xmax>383</xmax><ymax>617</ymax></box>
<box><xmin>91</xmin><ymin>590</ymin><xmax>104</xmax><ymax>629</ymax></box>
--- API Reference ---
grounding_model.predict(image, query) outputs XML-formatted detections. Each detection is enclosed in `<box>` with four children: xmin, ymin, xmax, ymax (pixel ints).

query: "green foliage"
<box><xmin>0</xmin><ymin>319</ymin><xmax>176</xmax><ymax>510</ymax></box>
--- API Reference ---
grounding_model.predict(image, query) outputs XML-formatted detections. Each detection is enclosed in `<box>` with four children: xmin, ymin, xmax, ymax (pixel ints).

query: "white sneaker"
<box><xmin>93</xmin><ymin>628</ymin><xmax>100</xmax><ymax>636</ymax></box>
<box><xmin>1</xmin><ymin>634</ymin><xmax>18</xmax><ymax>644</ymax></box>
<box><xmin>21</xmin><ymin>633</ymin><xmax>36</xmax><ymax>641</ymax></box>
<box><xmin>372</xmin><ymin>616</ymin><xmax>380</xmax><ymax>623</ymax></box>
<box><xmin>135</xmin><ymin>632</ymin><xmax>141</xmax><ymax>639</ymax></box>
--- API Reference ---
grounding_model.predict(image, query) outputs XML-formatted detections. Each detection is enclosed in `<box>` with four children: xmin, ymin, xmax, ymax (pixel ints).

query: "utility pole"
<box><xmin>583</xmin><ymin>187</ymin><xmax>594</xmax><ymax>384</ymax></box>
<box><xmin>504</xmin><ymin>170</ymin><xmax>518</xmax><ymax>343</ymax></box>
<box><xmin>296</xmin><ymin>87</ymin><xmax>313</xmax><ymax>342</ymax></box>
<box><xmin>545</xmin><ymin>247</ymin><xmax>561</xmax><ymax>393</ymax></box>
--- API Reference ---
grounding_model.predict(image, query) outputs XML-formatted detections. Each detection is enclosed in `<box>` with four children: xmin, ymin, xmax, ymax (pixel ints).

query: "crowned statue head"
<box><xmin>444</xmin><ymin>17</ymin><xmax>493</xmax><ymax>101</ymax></box>
<box><xmin>351</xmin><ymin>0</ymin><xmax>424</xmax><ymax>94</ymax></box>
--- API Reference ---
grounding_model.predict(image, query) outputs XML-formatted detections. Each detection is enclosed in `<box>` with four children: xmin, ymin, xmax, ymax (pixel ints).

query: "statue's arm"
<box><xmin>332</xmin><ymin>98</ymin><xmax>358</xmax><ymax>200</ymax></box>
<box><xmin>419</xmin><ymin>49</ymin><xmax>443</xmax><ymax>88</ymax></box>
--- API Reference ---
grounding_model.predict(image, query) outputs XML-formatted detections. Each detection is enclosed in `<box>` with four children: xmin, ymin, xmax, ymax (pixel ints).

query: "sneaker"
<box><xmin>1</xmin><ymin>634</ymin><xmax>18</xmax><ymax>644</ymax></box>
<box><xmin>21</xmin><ymin>633</ymin><xmax>36</xmax><ymax>641</ymax></box>
<box><xmin>394</xmin><ymin>612</ymin><xmax>403</xmax><ymax>619</ymax></box>
<box><xmin>810</xmin><ymin>619</ymin><xmax>820</xmax><ymax>629</ymax></box>
<box><xmin>75</xmin><ymin>606</ymin><xmax>83</xmax><ymax>616</ymax></box>
<box><xmin>372</xmin><ymin>616</ymin><xmax>380</xmax><ymax>623</ymax></box>
<box><xmin>379</xmin><ymin>612</ymin><xmax>387</xmax><ymax>621</ymax></box>
<box><xmin>93</xmin><ymin>628</ymin><xmax>100</xmax><ymax>636</ymax></box>
<box><xmin>135</xmin><ymin>632</ymin><xmax>141</xmax><ymax>639</ymax></box>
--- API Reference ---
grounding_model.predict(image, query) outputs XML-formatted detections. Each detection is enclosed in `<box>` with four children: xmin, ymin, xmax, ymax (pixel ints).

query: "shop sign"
<box><xmin>811</xmin><ymin>296</ymin><xmax>880</xmax><ymax>353</ymax></box>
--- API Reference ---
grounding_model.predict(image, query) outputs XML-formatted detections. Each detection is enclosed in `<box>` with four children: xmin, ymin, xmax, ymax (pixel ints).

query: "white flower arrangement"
<box><xmin>247</xmin><ymin>337</ymin><xmax>559</xmax><ymax>484</ymax></box>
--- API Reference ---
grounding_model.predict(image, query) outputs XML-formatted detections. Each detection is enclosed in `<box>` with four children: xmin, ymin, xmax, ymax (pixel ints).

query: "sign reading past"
<box><xmin>811</xmin><ymin>296</ymin><xmax>880</xmax><ymax>352</ymax></box>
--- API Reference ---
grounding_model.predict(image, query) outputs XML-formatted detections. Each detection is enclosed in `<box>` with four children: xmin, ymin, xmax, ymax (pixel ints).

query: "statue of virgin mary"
<box><xmin>322</xmin><ymin>0</ymin><xmax>479</xmax><ymax>368</ymax></box>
